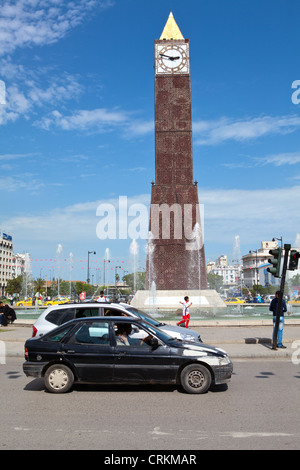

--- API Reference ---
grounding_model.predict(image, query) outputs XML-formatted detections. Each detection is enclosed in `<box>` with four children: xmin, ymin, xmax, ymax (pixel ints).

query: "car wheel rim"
<box><xmin>187</xmin><ymin>370</ymin><xmax>204</xmax><ymax>389</ymax></box>
<box><xmin>48</xmin><ymin>369</ymin><xmax>69</xmax><ymax>390</ymax></box>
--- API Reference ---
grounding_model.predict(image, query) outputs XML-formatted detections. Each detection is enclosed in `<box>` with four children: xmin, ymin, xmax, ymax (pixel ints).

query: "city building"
<box><xmin>242</xmin><ymin>241</ymin><xmax>280</xmax><ymax>289</ymax></box>
<box><xmin>0</xmin><ymin>233</ymin><xmax>13</xmax><ymax>296</ymax></box>
<box><xmin>208</xmin><ymin>255</ymin><xmax>242</xmax><ymax>292</ymax></box>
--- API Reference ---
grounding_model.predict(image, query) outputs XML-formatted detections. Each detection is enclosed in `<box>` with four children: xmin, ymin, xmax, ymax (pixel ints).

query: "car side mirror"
<box><xmin>151</xmin><ymin>338</ymin><xmax>159</xmax><ymax>350</ymax></box>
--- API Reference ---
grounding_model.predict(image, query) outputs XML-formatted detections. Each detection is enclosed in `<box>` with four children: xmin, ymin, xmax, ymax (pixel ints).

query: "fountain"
<box><xmin>131</xmin><ymin>229</ymin><xmax>226</xmax><ymax>314</ymax></box>
<box><xmin>56</xmin><ymin>244</ymin><xmax>63</xmax><ymax>297</ymax></box>
<box><xmin>129</xmin><ymin>239</ymin><xmax>139</xmax><ymax>293</ymax></box>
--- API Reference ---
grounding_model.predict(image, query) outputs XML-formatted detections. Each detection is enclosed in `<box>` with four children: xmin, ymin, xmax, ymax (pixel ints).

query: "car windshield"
<box><xmin>138</xmin><ymin>320</ymin><xmax>179</xmax><ymax>344</ymax></box>
<box><xmin>124</xmin><ymin>307</ymin><xmax>165</xmax><ymax>327</ymax></box>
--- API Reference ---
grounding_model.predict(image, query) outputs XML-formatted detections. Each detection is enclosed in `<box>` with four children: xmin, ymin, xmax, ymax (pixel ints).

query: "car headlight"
<box><xmin>218</xmin><ymin>356</ymin><xmax>231</xmax><ymax>366</ymax></box>
<box><xmin>181</xmin><ymin>334</ymin><xmax>196</xmax><ymax>342</ymax></box>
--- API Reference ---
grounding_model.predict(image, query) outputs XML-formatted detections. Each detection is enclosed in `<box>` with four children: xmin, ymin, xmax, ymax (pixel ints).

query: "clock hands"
<box><xmin>159</xmin><ymin>53</ymin><xmax>180</xmax><ymax>61</ymax></box>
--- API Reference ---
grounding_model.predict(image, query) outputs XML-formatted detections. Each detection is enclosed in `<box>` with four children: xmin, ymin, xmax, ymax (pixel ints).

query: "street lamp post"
<box><xmin>103</xmin><ymin>259</ymin><xmax>111</xmax><ymax>295</ymax></box>
<box><xmin>87</xmin><ymin>251</ymin><xmax>96</xmax><ymax>284</ymax></box>
<box><xmin>115</xmin><ymin>265</ymin><xmax>121</xmax><ymax>286</ymax></box>
<box><xmin>272</xmin><ymin>236</ymin><xmax>283</xmax><ymax>248</ymax></box>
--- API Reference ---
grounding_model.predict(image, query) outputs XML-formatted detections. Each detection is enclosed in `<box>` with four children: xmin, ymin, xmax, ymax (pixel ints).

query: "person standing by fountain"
<box><xmin>177</xmin><ymin>296</ymin><xmax>192</xmax><ymax>328</ymax></box>
<box><xmin>96</xmin><ymin>291</ymin><xmax>107</xmax><ymax>302</ymax></box>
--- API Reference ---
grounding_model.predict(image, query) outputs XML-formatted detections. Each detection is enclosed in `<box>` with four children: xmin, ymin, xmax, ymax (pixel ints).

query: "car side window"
<box><xmin>75</xmin><ymin>308</ymin><xmax>100</xmax><ymax>318</ymax></box>
<box><xmin>74</xmin><ymin>322</ymin><xmax>110</xmax><ymax>346</ymax></box>
<box><xmin>43</xmin><ymin>324</ymin><xmax>74</xmax><ymax>342</ymax></box>
<box><xmin>104</xmin><ymin>308</ymin><xmax>126</xmax><ymax>317</ymax></box>
<box><xmin>113</xmin><ymin>322</ymin><xmax>153</xmax><ymax>348</ymax></box>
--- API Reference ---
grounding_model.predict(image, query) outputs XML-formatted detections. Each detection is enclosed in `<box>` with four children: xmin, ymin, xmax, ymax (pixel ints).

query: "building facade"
<box><xmin>242</xmin><ymin>241</ymin><xmax>280</xmax><ymax>289</ymax></box>
<box><xmin>0</xmin><ymin>234</ymin><xmax>13</xmax><ymax>296</ymax></box>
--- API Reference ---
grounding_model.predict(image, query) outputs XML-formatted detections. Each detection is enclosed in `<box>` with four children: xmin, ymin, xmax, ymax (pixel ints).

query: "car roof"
<box><xmin>61</xmin><ymin>316</ymin><xmax>143</xmax><ymax>327</ymax></box>
<box><xmin>45</xmin><ymin>301</ymin><xmax>127</xmax><ymax>310</ymax></box>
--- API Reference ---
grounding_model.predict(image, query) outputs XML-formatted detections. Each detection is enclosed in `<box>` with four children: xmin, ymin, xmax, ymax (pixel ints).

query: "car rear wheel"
<box><xmin>180</xmin><ymin>364</ymin><xmax>211</xmax><ymax>394</ymax></box>
<box><xmin>44</xmin><ymin>364</ymin><xmax>74</xmax><ymax>394</ymax></box>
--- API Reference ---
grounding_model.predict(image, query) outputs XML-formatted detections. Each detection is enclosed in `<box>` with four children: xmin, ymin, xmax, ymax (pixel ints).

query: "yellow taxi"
<box><xmin>288</xmin><ymin>296</ymin><xmax>300</xmax><ymax>305</ymax></box>
<box><xmin>44</xmin><ymin>297</ymin><xmax>69</xmax><ymax>306</ymax></box>
<box><xmin>15</xmin><ymin>299</ymin><xmax>34</xmax><ymax>307</ymax></box>
<box><xmin>224</xmin><ymin>297</ymin><xmax>246</xmax><ymax>304</ymax></box>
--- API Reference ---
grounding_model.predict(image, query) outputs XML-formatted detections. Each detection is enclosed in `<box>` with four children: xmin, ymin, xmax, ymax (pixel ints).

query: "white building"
<box><xmin>242</xmin><ymin>241</ymin><xmax>280</xmax><ymax>289</ymax></box>
<box><xmin>208</xmin><ymin>255</ymin><xmax>242</xmax><ymax>290</ymax></box>
<box><xmin>0</xmin><ymin>234</ymin><xmax>13</xmax><ymax>296</ymax></box>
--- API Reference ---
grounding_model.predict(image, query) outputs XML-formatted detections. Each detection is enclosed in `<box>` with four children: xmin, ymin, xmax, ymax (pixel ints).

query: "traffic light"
<box><xmin>267</xmin><ymin>248</ymin><xmax>282</xmax><ymax>277</ymax></box>
<box><xmin>288</xmin><ymin>250</ymin><xmax>300</xmax><ymax>271</ymax></box>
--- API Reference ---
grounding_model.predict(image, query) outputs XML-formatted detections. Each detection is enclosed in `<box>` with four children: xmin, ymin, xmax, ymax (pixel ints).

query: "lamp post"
<box><xmin>115</xmin><ymin>265</ymin><xmax>121</xmax><ymax>286</ymax></box>
<box><xmin>103</xmin><ymin>259</ymin><xmax>110</xmax><ymax>295</ymax></box>
<box><xmin>87</xmin><ymin>251</ymin><xmax>96</xmax><ymax>284</ymax></box>
<box><xmin>272</xmin><ymin>236</ymin><xmax>283</xmax><ymax>248</ymax></box>
<box><xmin>249</xmin><ymin>250</ymin><xmax>258</xmax><ymax>296</ymax></box>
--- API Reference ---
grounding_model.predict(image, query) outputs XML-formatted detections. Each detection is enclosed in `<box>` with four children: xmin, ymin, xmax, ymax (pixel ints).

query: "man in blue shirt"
<box><xmin>269</xmin><ymin>291</ymin><xmax>287</xmax><ymax>348</ymax></box>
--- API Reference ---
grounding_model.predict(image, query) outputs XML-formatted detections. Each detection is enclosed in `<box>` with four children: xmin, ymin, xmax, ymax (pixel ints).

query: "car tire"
<box><xmin>44</xmin><ymin>364</ymin><xmax>74</xmax><ymax>394</ymax></box>
<box><xmin>180</xmin><ymin>364</ymin><xmax>211</xmax><ymax>394</ymax></box>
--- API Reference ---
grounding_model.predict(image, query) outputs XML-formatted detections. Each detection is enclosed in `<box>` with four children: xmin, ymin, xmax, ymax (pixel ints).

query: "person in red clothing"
<box><xmin>177</xmin><ymin>296</ymin><xmax>192</xmax><ymax>328</ymax></box>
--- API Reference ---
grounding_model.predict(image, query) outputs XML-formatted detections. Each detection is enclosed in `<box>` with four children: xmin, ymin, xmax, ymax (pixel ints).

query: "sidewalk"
<box><xmin>1</xmin><ymin>319</ymin><xmax>300</xmax><ymax>359</ymax></box>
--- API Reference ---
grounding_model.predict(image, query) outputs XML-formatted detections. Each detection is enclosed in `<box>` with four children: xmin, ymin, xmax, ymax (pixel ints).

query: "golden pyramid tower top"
<box><xmin>160</xmin><ymin>12</ymin><xmax>184</xmax><ymax>40</ymax></box>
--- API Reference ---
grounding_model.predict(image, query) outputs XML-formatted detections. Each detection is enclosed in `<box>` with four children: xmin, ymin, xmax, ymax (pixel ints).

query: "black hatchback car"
<box><xmin>23</xmin><ymin>317</ymin><xmax>233</xmax><ymax>394</ymax></box>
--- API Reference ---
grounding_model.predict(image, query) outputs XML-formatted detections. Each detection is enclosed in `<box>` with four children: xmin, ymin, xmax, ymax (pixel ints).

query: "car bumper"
<box><xmin>212</xmin><ymin>362</ymin><xmax>233</xmax><ymax>385</ymax></box>
<box><xmin>23</xmin><ymin>361</ymin><xmax>47</xmax><ymax>378</ymax></box>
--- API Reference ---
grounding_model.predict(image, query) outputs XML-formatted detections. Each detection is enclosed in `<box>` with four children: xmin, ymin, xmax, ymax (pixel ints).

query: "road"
<box><xmin>0</xmin><ymin>358</ymin><xmax>299</xmax><ymax>451</ymax></box>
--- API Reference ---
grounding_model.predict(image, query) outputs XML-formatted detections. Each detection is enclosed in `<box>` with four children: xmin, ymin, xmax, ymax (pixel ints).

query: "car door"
<box><xmin>62</xmin><ymin>320</ymin><xmax>114</xmax><ymax>383</ymax></box>
<box><xmin>112</xmin><ymin>321</ymin><xmax>172</xmax><ymax>384</ymax></box>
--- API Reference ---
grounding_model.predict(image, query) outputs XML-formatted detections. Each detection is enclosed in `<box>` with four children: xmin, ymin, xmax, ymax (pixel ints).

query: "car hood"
<box><xmin>179</xmin><ymin>341</ymin><xmax>228</xmax><ymax>357</ymax></box>
<box><xmin>160</xmin><ymin>324</ymin><xmax>199</xmax><ymax>339</ymax></box>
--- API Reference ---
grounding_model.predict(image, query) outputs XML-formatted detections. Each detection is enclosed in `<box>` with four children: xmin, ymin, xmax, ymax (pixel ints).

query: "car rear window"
<box><xmin>45</xmin><ymin>308</ymin><xmax>76</xmax><ymax>326</ymax></box>
<box><xmin>45</xmin><ymin>307</ymin><xmax>101</xmax><ymax>326</ymax></box>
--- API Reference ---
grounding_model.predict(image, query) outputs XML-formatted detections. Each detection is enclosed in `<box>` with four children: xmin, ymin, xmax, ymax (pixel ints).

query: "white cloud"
<box><xmin>3</xmin><ymin>187</ymin><xmax>300</xmax><ymax>258</ymax></box>
<box><xmin>223</xmin><ymin>152</ymin><xmax>300</xmax><ymax>169</ymax></box>
<box><xmin>36</xmin><ymin>107</ymin><xmax>129</xmax><ymax>132</ymax></box>
<box><xmin>0</xmin><ymin>60</ymin><xmax>83</xmax><ymax>125</ymax></box>
<box><xmin>36</xmin><ymin>107</ymin><xmax>154</xmax><ymax>137</ymax></box>
<box><xmin>199</xmin><ymin>185</ymin><xmax>300</xmax><ymax>245</ymax></box>
<box><xmin>193</xmin><ymin>115</ymin><xmax>300</xmax><ymax>145</ymax></box>
<box><xmin>0</xmin><ymin>0</ymin><xmax>113</xmax><ymax>55</ymax></box>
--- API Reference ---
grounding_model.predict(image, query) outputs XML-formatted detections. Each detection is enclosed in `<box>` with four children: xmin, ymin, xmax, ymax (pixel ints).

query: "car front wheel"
<box><xmin>180</xmin><ymin>364</ymin><xmax>211</xmax><ymax>394</ymax></box>
<box><xmin>44</xmin><ymin>364</ymin><xmax>74</xmax><ymax>394</ymax></box>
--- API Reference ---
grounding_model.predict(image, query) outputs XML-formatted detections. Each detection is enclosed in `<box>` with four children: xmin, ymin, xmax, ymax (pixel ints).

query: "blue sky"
<box><xmin>1</xmin><ymin>0</ymin><xmax>300</xmax><ymax>282</ymax></box>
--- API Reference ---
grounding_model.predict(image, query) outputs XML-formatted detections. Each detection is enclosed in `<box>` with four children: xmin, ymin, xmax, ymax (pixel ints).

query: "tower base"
<box><xmin>131</xmin><ymin>289</ymin><xmax>226</xmax><ymax>313</ymax></box>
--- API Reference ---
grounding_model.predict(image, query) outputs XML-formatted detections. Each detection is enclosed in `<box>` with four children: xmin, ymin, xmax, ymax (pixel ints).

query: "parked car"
<box><xmin>16</xmin><ymin>299</ymin><xmax>34</xmax><ymax>307</ymax></box>
<box><xmin>23</xmin><ymin>317</ymin><xmax>233</xmax><ymax>394</ymax></box>
<box><xmin>288</xmin><ymin>296</ymin><xmax>300</xmax><ymax>304</ymax></box>
<box><xmin>44</xmin><ymin>297</ymin><xmax>69</xmax><ymax>306</ymax></box>
<box><xmin>224</xmin><ymin>297</ymin><xmax>246</xmax><ymax>304</ymax></box>
<box><xmin>31</xmin><ymin>302</ymin><xmax>203</xmax><ymax>343</ymax></box>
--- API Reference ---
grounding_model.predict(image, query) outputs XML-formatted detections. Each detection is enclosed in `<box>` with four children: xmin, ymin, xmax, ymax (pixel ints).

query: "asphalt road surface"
<box><xmin>0</xmin><ymin>358</ymin><xmax>299</xmax><ymax>451</ymax></box>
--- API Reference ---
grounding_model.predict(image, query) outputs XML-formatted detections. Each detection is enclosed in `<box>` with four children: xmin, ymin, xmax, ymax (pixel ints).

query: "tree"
<box><xmin>6</xmin><ymin>276</ymin><xmax>23</xmax><ymax>296</ymax></box>
<box><xmin>207</xmin><ymin>273</ymin><xmax>223</xmax><ymax>293</ymax></box>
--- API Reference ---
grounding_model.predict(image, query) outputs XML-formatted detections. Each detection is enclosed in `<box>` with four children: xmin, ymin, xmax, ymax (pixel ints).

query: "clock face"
<box><xmin>156</xmin><ymin>43</ymin><xmax>189</xmax><ymax>75</ymax></box>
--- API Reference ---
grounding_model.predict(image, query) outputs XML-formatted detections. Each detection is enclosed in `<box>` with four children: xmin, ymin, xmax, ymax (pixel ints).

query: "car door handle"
<box><xmin>117</xmin><ymin>352</ymin><xmax>126</xmax><ymax>359</ymax></box>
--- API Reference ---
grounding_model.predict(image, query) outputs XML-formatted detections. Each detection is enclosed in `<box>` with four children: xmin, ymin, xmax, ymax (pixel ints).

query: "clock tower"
<box><xmin>146</xmin><ymin>12</ymin><xmax>208</xmax><ymax>291</ymax></box>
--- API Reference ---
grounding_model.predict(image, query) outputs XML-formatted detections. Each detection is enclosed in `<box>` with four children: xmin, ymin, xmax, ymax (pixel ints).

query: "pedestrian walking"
<box><xmin>177</xmin><ymin>296</ymin><xmax>192</xmax><ymax>328</ymax></box>
<box><xmin>269</xmin><ymin>290</ymin><xmax>287</xmax><ymax>349</ymax></box>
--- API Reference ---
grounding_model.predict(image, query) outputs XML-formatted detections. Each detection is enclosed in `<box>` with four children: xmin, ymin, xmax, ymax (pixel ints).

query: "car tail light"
<box><xmin>32</xmin><ymin>325</ymin><xmax>37</xmax><ymax>337</ymax></box>
<box><xmin>24</xmin><ymin>347</ymin><xmax>28</xmax><ymax>360</ymax></box>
